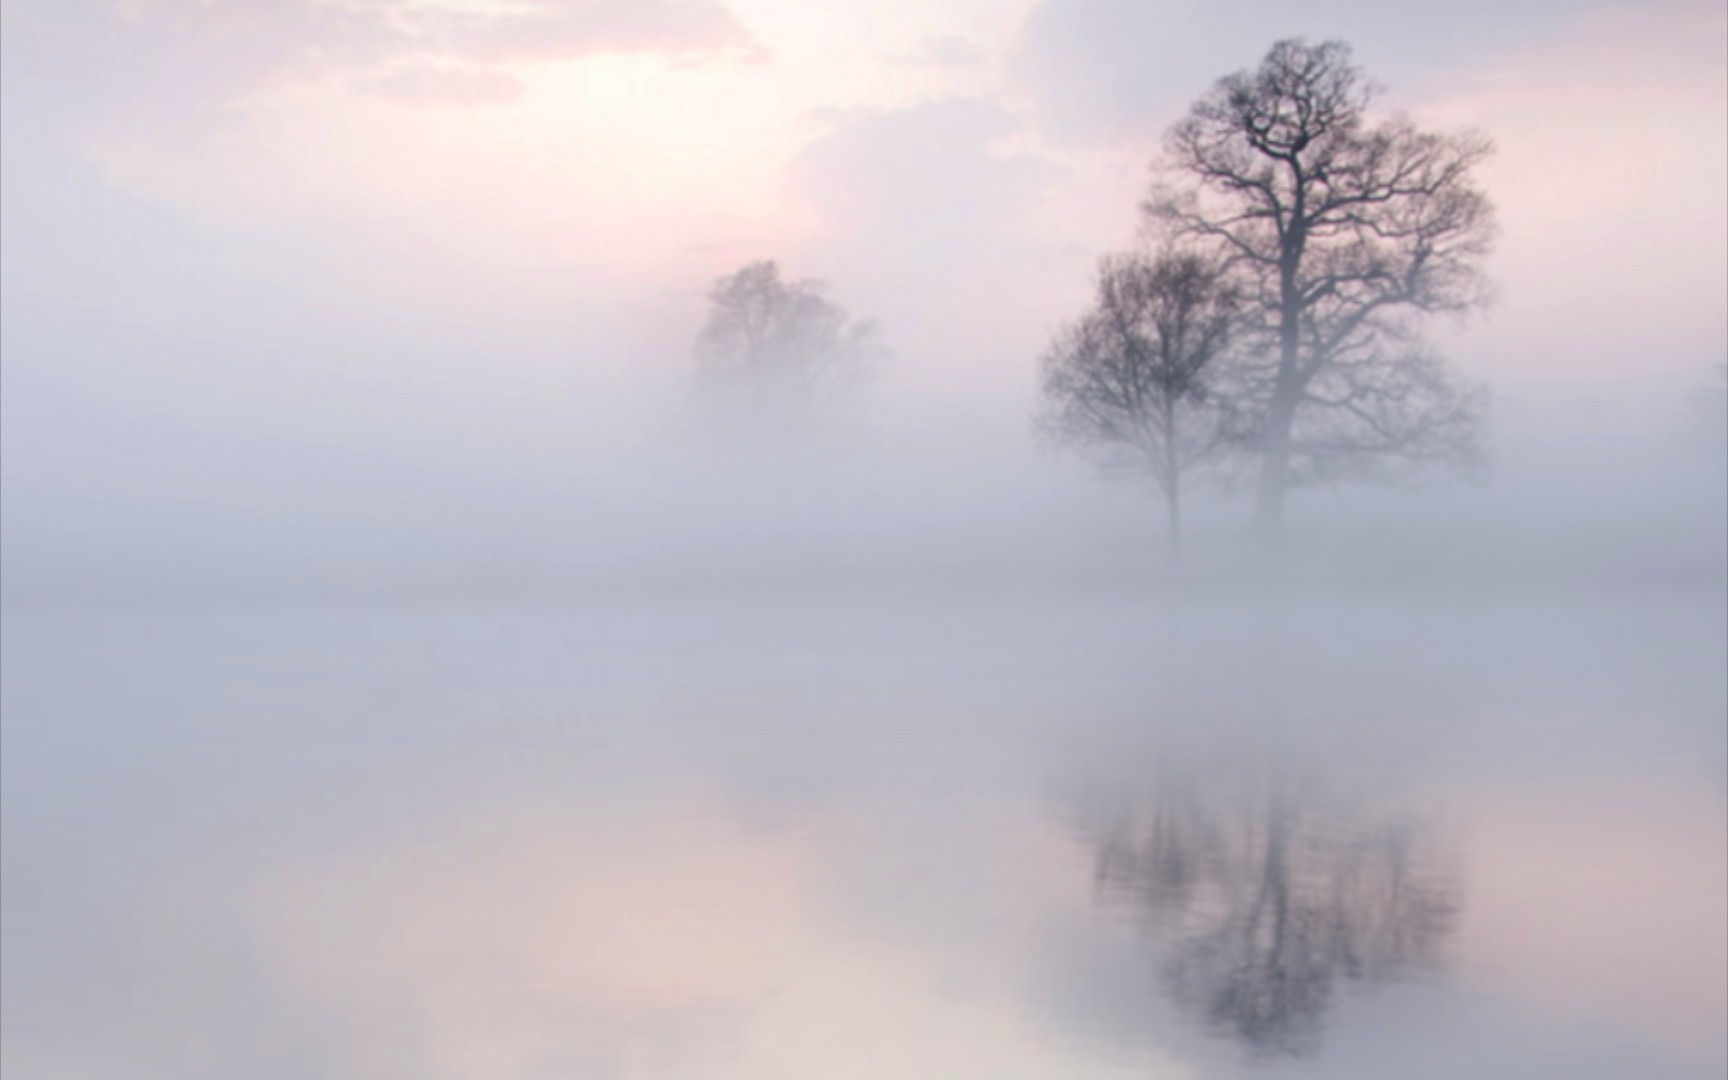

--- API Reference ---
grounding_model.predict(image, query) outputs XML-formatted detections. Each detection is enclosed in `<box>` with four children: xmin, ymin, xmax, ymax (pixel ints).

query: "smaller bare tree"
<box><xmin>1039</xmin><ymin>249</ymin><xmax>1245</xmax><ymax>557</ymax></box>
<box><xmin>695</xmin><ymin>261</ymin><xmax>883</xmax><ymax>423</ymax></box>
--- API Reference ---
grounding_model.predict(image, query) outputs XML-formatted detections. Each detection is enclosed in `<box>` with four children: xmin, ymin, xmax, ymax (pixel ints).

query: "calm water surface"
<box><xmin>3</xmin><ymin>595</ymin><xmax>1724</xmax><ymax>1078</ymax></box>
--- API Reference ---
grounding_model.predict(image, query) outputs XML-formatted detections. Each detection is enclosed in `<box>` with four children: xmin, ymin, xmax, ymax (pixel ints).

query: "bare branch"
<box><xmin>1143</xmin><ymin>39</ymin><xmax>1496</xmax><ymax>527</ymax></box>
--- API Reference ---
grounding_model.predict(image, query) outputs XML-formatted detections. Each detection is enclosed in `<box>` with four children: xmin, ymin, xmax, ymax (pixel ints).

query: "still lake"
<box><xmin>3</xmin><ymin>592</ymin><xmax>1723</xmax><ymax>1078</ymax></box>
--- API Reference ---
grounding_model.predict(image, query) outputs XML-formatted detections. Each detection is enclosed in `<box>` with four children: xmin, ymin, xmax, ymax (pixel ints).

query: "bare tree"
<box><xmin>1039</xmin><ymin>249</ymin><xmax>1245</xmax><ymax>556</ymax></box>
<box><xmin>1148</xmin><ymin>39</ymin><xmax>1495</xmax><ymax>537</ymax></box>
<box><xmin>695</xmin><ymin>260</ymin><xmax>883</xmax><ymax>421</ymax></box>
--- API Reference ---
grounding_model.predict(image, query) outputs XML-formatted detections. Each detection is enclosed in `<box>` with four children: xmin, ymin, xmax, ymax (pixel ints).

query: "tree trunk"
<box><xmin>1165</xmin><ymin>396</ymin><xmax>1183</xmax><ymax>563</ymax></box>
<box><xmin>1254</xmin><ymin>235</ymin><xmax>1305</xmax><ymax>542</ymax></box>
<box><xmin>1167</xmin><ymin>477</ymin><xmax>1183</xmax><ymax>564</ymax></box>
<box><xmin>1252</xmin><ymin>396</ymin><xmax>1296</xmax><ymax>540</ymax></box>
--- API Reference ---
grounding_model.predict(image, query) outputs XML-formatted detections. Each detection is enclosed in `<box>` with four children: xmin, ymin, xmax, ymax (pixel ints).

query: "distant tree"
<box><xmin>1148</xmin><ymin>39</ymin><xmax>1495</xmax><ymax>537</ymax></box>
<box><xmin>694</xmin><ymin>261</ymin><xmax>884</xmax><ymax>421</ymax></box>
<box><xmin>1039</xmin><ymin>248</ymin><xmax>1245</xmax><ymax>557</ymax></box>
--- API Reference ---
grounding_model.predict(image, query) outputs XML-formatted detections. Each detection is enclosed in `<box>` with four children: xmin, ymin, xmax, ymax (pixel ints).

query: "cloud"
<box><xmin>892</xmin><ymin>35</ymin><xmax>988</xmax><ymax>71</ymax></box>
<box><xmin>790</xmin><ymin>99</ymin><xmax>1055</xmax><ymax>250</ymax></box>
<box><xmin>349</xmin><ymin>63</ymin><xmax>526</xmax><ymax>105</ymax></box>
<box><xmin>1006</xmin><ymin>0</ymin><xmax>1644</xmax><ymax>145</ymax></box>
<box><xmin>781</xmin><ymin>100</ymin><xmax>1088</xmax><ymax>416</ymax></box>
<box><xmin>407</xmin><ymin>0</ymin><xmax>763</xmax><ymax>66</ymax></box>
<box><xmin>1</xmin><ymin>0</ymin><xmax>762</xmax><ymax>138</ymax></box>
<box><xmin>1414</xmin><ymin>2</ymin><xmax>1728</xmax><ymax>389</ymax></box>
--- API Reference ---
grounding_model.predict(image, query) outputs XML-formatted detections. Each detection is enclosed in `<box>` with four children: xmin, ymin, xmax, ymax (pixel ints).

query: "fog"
<box><xmin>3</xmin><ymin>1</ymin><xmax>1725</xmax><ymax>1077</ymax></box>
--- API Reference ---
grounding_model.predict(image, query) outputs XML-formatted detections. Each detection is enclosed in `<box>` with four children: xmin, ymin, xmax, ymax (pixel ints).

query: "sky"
<box><xmin>2</xmin><ymin>0</ymin><xmax>1724</xmax><ymax>596</ymax></box>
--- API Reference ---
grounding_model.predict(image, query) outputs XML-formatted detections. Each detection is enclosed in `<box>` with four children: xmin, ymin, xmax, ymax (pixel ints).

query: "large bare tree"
<box><xmin>695</xmin><ymin>260</ymin><xmax>883</xmax><ymax>416</ymax></box>
<box><xmin>1149</xmin><ymin>39</ymin><xmax>1495</xmax><ymax>536</ymax></box>
<box><xmin>1039</xmin><ymin>249</ymin><xmax>1245</xmax><ymax>556</ymax></box>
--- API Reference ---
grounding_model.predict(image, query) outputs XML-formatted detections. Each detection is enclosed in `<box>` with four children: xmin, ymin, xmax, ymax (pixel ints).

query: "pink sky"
<box><xmin>7</xmin><ymin>0</ymin><xmax>1721</xmax><ymax>407</ymax></box>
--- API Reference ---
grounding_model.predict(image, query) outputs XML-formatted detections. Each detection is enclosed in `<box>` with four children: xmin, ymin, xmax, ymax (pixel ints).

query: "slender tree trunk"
<box><xmin>1165</xmin><ymin>395</ymin><xmax>1183</xmax><ymax>564</ymax></box>
<box><xmin>1253</xmin><ymin>236</ymin><xmax>1305</xmax><ymax>542</ymax></box>
<box><xmin>1167</xmin><ymin>478</ymin><xmax>1183</xmax><ymax>563</ymax></box>
<box><xmin>1252</xmin><ymin>395</ymin><xmax>1296</xmax><ymax>539</ymax></box>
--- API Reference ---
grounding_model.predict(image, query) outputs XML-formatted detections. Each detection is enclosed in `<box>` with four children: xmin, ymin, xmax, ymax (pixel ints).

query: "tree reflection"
<box><xmin>1079</xmin><ymin>766</ymin><xmax>1459</xmax><ymax>1058</ymax></box>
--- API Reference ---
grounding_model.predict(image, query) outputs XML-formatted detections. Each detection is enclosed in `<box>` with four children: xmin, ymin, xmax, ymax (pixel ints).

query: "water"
<box><xmin>2</xmin><ymin>593</ymin><xmax>1723</xmax><ymax>1079</ymax></box>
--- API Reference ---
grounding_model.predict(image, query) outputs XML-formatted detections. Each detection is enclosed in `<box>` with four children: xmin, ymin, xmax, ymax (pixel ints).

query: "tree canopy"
<box><xmin>1039</xmin><ymin>248</ymin><xmax>1245</xmax><ymax>553</ymax></box>
<box><xmin>695</xmin><ymin>261</ymin><xmax>883</xmax><ymax>407</ymax></box>
<box><xmin>1148</xmin><ymin>39</ymin><xmax>1496</xmax><ymax>534</ymax></box>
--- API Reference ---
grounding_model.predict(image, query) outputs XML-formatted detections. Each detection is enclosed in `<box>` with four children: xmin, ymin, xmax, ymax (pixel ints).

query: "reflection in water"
<box><xmin>1075</xmin><ymin>762</ymin><xmax>1459</xmax><ymax>1057</ymax></box>
<box><xmin>4</xmin><ymin>603</ymin><xmax>1723</xmax><ymax>1078</ymax></box>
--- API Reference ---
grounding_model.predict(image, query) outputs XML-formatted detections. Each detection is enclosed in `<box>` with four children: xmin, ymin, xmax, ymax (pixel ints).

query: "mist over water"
<box><xmin>3</xmin><ymin>1</ymin><xmax>1726</xmax><ymax>1078</ymax></box>
<box><xmin>4</xmin><ymin>596</ymin><xmax>1724</xmax><ymax>1078</ymax></box>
